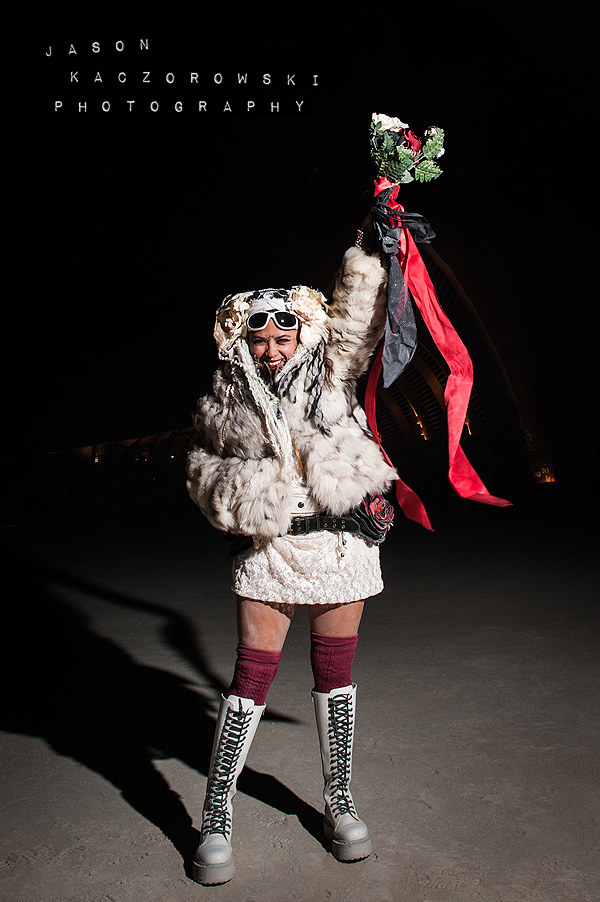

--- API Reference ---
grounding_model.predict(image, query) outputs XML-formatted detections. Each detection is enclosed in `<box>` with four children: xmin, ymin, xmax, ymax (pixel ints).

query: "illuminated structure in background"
<box><xmin>55</xmin><ymin>239</ymin><xmax>554</xmax><ymax>496</ymax></box>
<box><xmin>364</xmin><ymin>242</ymin><xmax>555</xmax><ymax>487</ymax></box>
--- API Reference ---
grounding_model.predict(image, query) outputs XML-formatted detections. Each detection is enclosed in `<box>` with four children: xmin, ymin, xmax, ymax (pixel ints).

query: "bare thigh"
<box><xmin>237</xmin><ymin>596</ymin><xmax>295</xmax><ymax>652</ymax></box>
<box><xmin>236</xmin><ymin>597</ymin><xmax>365</xmax><ymax>651</ymax></box>
<box><xmin>308</xmin><ymin>600</ymin><xmax>364</xmax><ymax>637</ymax></box>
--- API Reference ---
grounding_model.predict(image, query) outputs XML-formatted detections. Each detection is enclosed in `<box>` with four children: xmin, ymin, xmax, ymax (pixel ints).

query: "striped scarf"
<box><xmin>230</xmin><ymin>338</ymin><xmax>331</xmax><ymax>469</ymax></box>
<box><xmin>233</xmin><ymin>340</ymin><xmax>296</xmax><ymax>467</ymax></box>
<box><xmin>277</xmin><ymin>340</ymin><xmax>331</xmax><ymax>436</ymax></box>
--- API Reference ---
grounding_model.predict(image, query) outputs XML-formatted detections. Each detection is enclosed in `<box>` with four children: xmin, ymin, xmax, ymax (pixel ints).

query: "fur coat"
<box><xmin>186</xmin><ymin>246</ymin><xmax>398</xmax><ymax>537</ymax></box>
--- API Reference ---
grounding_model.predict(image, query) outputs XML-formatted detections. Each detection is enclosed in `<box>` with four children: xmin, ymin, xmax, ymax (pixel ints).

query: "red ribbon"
<box><xmin>365</xmin><ymin>177</ymin><xmax>512</xmax><ymax>529</ymax></box>
<box><xmin>365</xmin><ymin>342</ymin><xmax>434</xmax><ymax>530</ymax></box>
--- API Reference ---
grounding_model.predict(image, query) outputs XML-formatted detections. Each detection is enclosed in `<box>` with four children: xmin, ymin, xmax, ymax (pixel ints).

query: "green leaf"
<box><xmin>422</xmin><ymin>127</ymin><xmax>445</xmax><ymax>160</ymax></box>
<box><xmin>414</xmin><ymin>160</ymin><xmax>442</xmax><ymax>182</ymax></box>
<box><xmin>395</xmin><ymin>146</ymin><xmax>415</xmax><ymax>167</ymax></box>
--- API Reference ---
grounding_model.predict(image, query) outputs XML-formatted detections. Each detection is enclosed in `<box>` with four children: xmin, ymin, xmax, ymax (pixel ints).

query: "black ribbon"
<box><xmin>371</xmin><ymin>189</ymin><xmax>436</xmax><ymax>244</ymax></box>
<box><xmin>370</xmin><ymin>190</ymin><xmax>436</xmax><ymax>387</ymax></box>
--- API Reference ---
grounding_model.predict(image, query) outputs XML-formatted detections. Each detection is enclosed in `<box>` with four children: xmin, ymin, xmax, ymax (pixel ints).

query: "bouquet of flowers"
<box><xmin>369</xmin><ymin>112</ymin><xmax>445</xmax><ymax>185</ymax></box>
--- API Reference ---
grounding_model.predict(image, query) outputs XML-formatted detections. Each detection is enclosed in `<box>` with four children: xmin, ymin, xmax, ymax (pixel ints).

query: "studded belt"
<box><xmin>288</xmin><ymin>513</ymin><xmax>360</xmax><ymax>536</ymax></box>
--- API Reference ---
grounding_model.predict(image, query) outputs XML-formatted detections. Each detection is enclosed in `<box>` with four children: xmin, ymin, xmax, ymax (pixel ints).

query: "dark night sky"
<box><xmin>11</xmin><ymin>13</ymin><xmax>595</xmax><ymax>480</ymax></box>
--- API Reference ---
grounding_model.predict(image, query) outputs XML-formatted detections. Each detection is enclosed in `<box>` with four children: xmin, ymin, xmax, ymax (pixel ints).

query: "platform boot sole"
<box><xmin>323</xmin><ymin>818</ymin><xmax>372</xmax><ymax>861</ymax></box>
<box><xmin>192</xmin><ymin>854</ymin><xmax>235</xmax><ymax>885</ymax></box>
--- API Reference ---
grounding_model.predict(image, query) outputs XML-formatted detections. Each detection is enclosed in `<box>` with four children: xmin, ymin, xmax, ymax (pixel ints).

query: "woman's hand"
<box><xmin>359</xmin><ymin>210</ymin><xmax>374</xmax><ymax>236</ymax></box>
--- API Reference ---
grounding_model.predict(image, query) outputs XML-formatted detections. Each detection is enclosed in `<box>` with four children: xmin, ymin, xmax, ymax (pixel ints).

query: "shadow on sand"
<box><xmin>0</xmin><ymin>545</ymin><xmax>324</xmax><ymax>878</ymax></box>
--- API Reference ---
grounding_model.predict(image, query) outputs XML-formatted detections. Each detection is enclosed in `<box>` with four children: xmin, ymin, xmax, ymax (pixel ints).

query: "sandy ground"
<box><xmin>1</xmin><ymin>477</ymin><xmax>598</xmax><ymax>901</ymax></box>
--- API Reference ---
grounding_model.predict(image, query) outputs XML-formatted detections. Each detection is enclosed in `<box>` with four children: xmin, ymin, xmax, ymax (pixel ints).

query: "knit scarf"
<box><xmin>233</xmin><ymin>340</ymin><xmax>296</xmax><ymax>467</ymax></box>
<box><xmin>277</xmin><ymin>340</ymin><xmax>331</xmax><ymax>436</ymax></box>
<box><xmin>231</xmin><ymin>339</ymin><xmax>330</xmax><ymax>468</ymax></box>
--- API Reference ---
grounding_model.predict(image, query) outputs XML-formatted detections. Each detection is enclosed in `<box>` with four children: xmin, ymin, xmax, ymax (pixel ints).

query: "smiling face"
<box><xmin>247</xmin><ymin>324</ymin><xmax>298</xmax><ymax>376</ymax></box>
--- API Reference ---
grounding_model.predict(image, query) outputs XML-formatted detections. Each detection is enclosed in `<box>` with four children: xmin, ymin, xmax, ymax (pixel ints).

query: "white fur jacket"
<box><xmin>186</xmin><ymin>246</ymin><xmax>398</xmax><ymax>537</ymax></box>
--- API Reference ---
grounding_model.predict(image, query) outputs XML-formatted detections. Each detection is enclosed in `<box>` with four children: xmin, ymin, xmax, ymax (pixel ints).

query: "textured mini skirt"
<box><xmin>231</xmin><ymin>529</ymin><xmax>383</xmax><ymax>605</ymax></box>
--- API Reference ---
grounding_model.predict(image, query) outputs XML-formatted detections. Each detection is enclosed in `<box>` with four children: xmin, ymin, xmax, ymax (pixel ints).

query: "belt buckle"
<box><xmin>291</xmin><ymin>516</ymin><xmax>309</xmax><ymax>535</ymax></box>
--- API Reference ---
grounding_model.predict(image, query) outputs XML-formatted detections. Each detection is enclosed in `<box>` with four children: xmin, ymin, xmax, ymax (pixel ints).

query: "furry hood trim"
<box><xmin>214</xmin><ymin>285</ymin><xmax>329</xmax><ymax>357</ymax></box>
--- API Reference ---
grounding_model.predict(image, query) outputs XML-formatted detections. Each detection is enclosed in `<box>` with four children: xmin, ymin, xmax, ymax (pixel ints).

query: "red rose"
<box><xmin>364</xmin><ymin>494</ymin><xmax>394</xmax><ymax>528</ymax></box>
<box><xmin>405</xmin><ymin>130</ymin><xmax>422</xmax><ymax>153</ymax></box>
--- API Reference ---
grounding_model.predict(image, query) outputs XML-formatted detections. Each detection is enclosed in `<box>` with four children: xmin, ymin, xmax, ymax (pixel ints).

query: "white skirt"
<box><xmin>231</xmin><ymin>530</ymin><xmax>383</xmax><ymax>605</ymax></box>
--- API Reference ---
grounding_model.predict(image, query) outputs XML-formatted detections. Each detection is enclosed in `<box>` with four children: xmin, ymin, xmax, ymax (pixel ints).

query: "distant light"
<box><xmin>534</xmin><ymin>467</ymin><xmax>555</xmax><ymax>484</ymax></box>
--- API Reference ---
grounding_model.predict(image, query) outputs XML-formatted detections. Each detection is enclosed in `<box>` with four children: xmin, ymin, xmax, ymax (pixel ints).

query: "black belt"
<box><xmin>288</xmin><ymin>513</ymin><xmax>360</xmax><ymax>536</ymax></box>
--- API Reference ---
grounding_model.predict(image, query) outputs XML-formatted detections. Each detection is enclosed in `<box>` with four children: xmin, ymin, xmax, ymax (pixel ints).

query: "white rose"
<box><xmin>372</xmin><ymin>111</ymin><xmax>409</xmax><ymax>131</ymax></box>
<box><xmin>214</xmin><ymin>293</ymin><xmax>250</xmax><ymax>355</ymax></box>
<box><xmin>289</xmin><ymin>285</ymin><xmax>328</xmax><ymax>349</ymax></box>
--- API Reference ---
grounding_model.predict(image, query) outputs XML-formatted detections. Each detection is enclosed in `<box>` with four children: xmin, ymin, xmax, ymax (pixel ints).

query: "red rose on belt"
<box><xmin>363</xmin><ymin>493</ymin><xmax>394</xmax><ymax>530</ymax></box>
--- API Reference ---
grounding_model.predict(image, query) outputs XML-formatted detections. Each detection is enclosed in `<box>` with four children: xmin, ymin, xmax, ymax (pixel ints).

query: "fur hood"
<box><xmin>186</xmin><ymin>246</ymin><xmax>398</xmax><ymax>537</ymax></box>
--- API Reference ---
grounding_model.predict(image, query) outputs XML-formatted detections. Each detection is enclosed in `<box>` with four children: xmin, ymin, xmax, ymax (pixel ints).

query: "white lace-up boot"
<box><xmin>193</xmin><ymin>694</ymin><xmax>265</xmax><ymax>885</ymax></box>
<box><xmin>312</xmin><ymin>683</ymin><xmax>371</xmax><ymax>861</ymax></box>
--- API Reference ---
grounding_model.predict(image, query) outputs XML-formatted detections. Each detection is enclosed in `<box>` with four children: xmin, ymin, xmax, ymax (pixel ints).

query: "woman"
<box><xmin>186</xmin><ymin>227</ymin><xmax>396</xmax><ymax>885</ymax></box>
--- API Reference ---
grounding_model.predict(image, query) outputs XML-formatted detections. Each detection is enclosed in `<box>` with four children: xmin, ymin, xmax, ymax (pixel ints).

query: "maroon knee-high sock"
<box><xmin>310</xmin><ymin>631</ymin><xmax>359</xmax><ymax>693</ymax></box>
<box><xmin>227</xmin><ymin>644</ymin><xmax>282</xmax><ymax>705</ymax></box>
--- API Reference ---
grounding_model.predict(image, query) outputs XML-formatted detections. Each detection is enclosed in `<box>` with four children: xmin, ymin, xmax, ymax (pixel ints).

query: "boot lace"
<box><xmin>327</xmin><ymin>693</ymin><xmax>359</xmax><ymax>819</ymax></box>
<box><xmin>202</xmin><ymin>705</ymin><xmax>253</xmax><ymax>838</ymax></box>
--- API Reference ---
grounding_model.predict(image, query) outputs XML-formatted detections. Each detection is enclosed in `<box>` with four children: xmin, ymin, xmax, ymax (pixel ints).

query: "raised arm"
<box><xmin>326</xmin><ymin>237</ymin><xmax>388</xmax><ymax>381</ymax></box>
